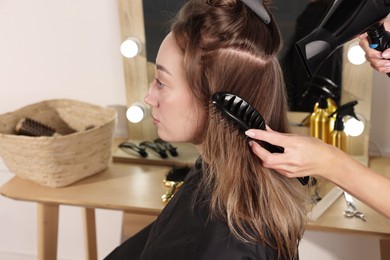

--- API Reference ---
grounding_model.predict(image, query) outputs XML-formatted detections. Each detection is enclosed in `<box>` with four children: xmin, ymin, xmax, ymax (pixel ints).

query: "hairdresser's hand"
<box><xmin>246</xmin><ymin>130</ymin><xmax>390</xmax><ymax>219</ymax></box>
<box><xmin>359</xmin><ymin>20</ymin><xmax>390</xmax><ymax>73</ymax></box>
<box><xmin>245</xmin><ymin>128</ymin><xmax>339</xmax><ymax>179</ymax></box>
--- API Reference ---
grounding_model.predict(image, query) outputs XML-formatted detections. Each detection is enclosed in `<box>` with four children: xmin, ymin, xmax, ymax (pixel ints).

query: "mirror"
<box><xmin>119</xmin><ymin>0</ymin><xmax>373</xmax><ymax>158</ymax></box>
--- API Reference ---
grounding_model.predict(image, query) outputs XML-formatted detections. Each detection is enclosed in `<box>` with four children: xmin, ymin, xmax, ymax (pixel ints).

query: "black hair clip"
<box><xmin>140</xmin><ymin>141</ymin><xmax>168</xmax><ymax>159</ymax></box>
<box><xmin>154</xmin><ymin>138</ymin><xmax>178</xmax><ymax>157</ymax></box>
<box><xmin>241</xmin><ymin>0</ymin><xmax>271</xmax><ymax>24</ymax></box>
<box><xmin>119</xmin><ymin>142</ymin><xmax>148</xmax><ymax>158</ymax></box>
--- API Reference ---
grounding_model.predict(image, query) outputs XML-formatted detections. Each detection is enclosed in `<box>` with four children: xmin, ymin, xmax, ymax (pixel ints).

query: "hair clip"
<box><xmin>154</xmin><ymin>138</ymin><xmax>178</xmax><ymax>157</ymax></box>
<box><xmin>119</xmin><ymin>142</ymin><xmax>148</xmax><ymax>158</ymax></box>
<box><xmin>162</xmin><ymin>166</ymin><xmax>191</xmax><ymax>204</ymax></box>
<box><xmin>241</xmin><ymin>0</ymin><xmax>271</xmax><ymax>24</ymax></box>
<box><xmin>140</xmin><ymin>141</ymin><xmax>168</xmax><ymax>159</ymax></box>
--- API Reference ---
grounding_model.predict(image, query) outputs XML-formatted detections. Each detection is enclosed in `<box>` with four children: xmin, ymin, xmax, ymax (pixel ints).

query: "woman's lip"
<box><xmin>152</xmin><ymin>115</ymin><xmax>160</xmax><ymax>125</ymax></box>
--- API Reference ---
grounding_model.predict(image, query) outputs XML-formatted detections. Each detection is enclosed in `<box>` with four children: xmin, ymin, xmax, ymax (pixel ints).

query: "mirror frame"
<box><xmin>118</xmin><ymin>0</ymin><xmax>156</xmax><ymax>140</ymax></box>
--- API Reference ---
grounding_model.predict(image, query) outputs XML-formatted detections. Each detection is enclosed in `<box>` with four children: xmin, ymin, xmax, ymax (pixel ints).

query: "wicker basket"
<box><xmin>0</xmin><ymin>99</ymin><xmax>117</xmax><ymax>188</ymax></box>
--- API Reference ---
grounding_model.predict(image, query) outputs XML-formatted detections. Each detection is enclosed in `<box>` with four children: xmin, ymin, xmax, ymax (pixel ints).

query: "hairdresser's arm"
<box><xmin>245</xmin><ymin>129</ymin><xmax>390</xmax><ymax>218</ymax></box>
<box><xmin>359</xmin><ymin>20</ymin><xmax>390</xmax><ymax>73</ymax></box>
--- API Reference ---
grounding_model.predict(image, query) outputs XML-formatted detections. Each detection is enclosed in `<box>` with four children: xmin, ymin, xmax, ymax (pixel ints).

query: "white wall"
<box><xmin>0</xmin><ymin>1</ymin><xmax>126</xmax><ymax>259</ymax></box>
<box><xmin>369</xmin><ymin>70</ymin><xmax>390</xmax><ymax>156</ymax></box>
<box><xmin>0</xmin><ymin>1</ymin><xmax>385</xmax><ymax>259</ymax></box>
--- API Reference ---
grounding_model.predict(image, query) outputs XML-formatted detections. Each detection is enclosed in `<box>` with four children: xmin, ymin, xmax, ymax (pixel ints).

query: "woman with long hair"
<box><xmin>106</xmin><ymin>0</ymin><xmax>307</xmax><ymax>259</ymax></box>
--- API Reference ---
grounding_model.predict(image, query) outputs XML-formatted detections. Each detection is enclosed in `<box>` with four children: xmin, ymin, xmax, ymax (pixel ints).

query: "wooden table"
<box><xmin>0</xmin><ymin>162</ymin><xmax>169</xmax><ymax>260</ymax></box>
<box><xmin>307</xmin><ymin>156</ymin><xmax>390</xmax><ymax>259</ymax></box>
<box><xmin>1</xmin><ymin>158</ymin><xmax>390</xmax><ymax>260</ymax></box>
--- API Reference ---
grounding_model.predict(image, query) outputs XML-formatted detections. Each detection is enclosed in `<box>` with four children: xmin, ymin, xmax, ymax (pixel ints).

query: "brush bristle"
<box><xmin>211</xmin><ymin>92</ymin><xmax>285</xmax><ymax>154</ymax></box>
<box><xmin>211</xmin><ymin>92</ymin><xmax>266</xmax><ymax>132</ymax></box>
<box><xmin>15</xmin><ymin>117</ymin><xmax>57</xmax><ymax>137</ymax></box>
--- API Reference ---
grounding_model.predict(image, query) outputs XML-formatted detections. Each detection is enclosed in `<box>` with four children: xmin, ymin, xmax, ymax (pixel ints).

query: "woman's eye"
<box><xmin>155</xmin><ymin>78</ymin><xmax>166</xmax><ymax>89</ymax></box>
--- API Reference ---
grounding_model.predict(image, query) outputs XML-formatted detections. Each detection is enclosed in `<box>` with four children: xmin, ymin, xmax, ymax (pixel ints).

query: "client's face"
<box><xmin>144</xmin><ymin>33</ymin><xmax>206</xmax><ymax>143</ymax></box>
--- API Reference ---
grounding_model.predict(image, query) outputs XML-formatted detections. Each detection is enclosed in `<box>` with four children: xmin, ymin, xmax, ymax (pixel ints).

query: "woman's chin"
<box><xmin>157</xmin><ymin>131</ymin><xmax>174</xmax><ymax>142</ymax></box>
<box><xmin>157</xmin><ymin>132</ymin><xmax>185</xmax><ymax>143</ymax></box>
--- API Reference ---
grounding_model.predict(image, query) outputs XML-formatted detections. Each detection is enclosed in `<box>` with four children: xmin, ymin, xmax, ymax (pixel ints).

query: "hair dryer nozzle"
<box><xmin>296</xmin><ymin>29</ymin><xmax>336</xmax><ymax>77</ymax></box>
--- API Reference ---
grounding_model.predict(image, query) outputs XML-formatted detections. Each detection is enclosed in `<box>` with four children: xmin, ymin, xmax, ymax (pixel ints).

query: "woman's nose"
<box><xmin>144</xmin><ymin>85</ymin><xmax>158</xmax><ymax>107</ymax></box>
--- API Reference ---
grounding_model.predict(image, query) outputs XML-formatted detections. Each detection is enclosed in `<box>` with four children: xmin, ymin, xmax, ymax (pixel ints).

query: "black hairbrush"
<box><xmin>211</xmin><ymin>92</ymin><xmax>309</xmax><ymax>186</ymax></box>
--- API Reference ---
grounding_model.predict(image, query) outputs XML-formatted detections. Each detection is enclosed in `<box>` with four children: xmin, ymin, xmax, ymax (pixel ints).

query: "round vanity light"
<box><xmin>126</xmin><ymin>103</ymin><xmax>147</xmax><ymax>123</ymax></box>
<box><xmin>344</xmin><ymin>114</ymin><xmax>365</xmax><ymax>137</ymax></box>
<box><xmin>120</xmin><ymin>37</ymin><xmax>142</xmax><ymax>58</ymax></box>
<box><xmin>347</xmin><ymin>43</ymin><xmax>366</xmax><ymax>65</ymax></box>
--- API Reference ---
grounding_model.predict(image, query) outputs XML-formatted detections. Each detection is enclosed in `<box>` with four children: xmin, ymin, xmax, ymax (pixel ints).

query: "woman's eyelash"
<box><xmin>155</xmin><ymin>78</ymin><xmax>166</xmax><ymax>89</ymax></box>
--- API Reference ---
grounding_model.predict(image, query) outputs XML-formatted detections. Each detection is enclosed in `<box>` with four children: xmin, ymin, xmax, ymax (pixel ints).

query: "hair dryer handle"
<box><xmin>367</xmin><ymin>22</ymin><xmax>390</xmax><ymax>78</ymax></box>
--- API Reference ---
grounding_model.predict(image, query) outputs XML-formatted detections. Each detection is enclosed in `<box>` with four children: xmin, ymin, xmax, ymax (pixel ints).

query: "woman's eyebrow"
<box><xmin>156</xmin><ymin>63</ymin><xmax>173</xmax><ymax>76</ymax></box>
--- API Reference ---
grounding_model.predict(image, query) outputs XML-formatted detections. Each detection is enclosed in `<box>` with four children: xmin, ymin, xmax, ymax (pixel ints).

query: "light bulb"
<box><xmin>347</xmin><ymin>43</ymin><xmax>366</xmax><ymax>65</ymax></box>
<box><xmin>120</xmin><ymin>37</ymin><xmax>142</xmax><ymax>58</ymax></box>
<box><xmin>344</xmin><ymin>114</ymin><xmax>365</xmax><ymax>137</ymax></box>
<box><xmin>126</xmin><ymin>103</ymin><xmax>147</xmax><ymax>123</ymax></box>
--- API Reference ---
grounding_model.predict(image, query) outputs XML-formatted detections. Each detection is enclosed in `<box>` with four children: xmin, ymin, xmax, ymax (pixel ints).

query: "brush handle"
<box><xmin>257</xmin><ymin>140</ymin><xmax>309</xmax><ymax>185</ymax></box>
<box><xmin>257</xmin><ymin>140</ymin><xmax>284</xmax><ymax>153</ymax></box>
<box><xmin>297</xmin><ymin>176</ymin><xmax>309</xmax><ymax>185</ymax></box>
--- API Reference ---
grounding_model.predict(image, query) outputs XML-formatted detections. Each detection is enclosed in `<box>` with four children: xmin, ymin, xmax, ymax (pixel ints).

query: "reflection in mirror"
<box><xmin>272</xmin><ymin>0</ymin><xmax>343</xmax><ymax>112</ymax></box>
<box><xmin>144</xmin><ymin>1</ymin><xmax>181</xmax><ymax>62</ymax></box>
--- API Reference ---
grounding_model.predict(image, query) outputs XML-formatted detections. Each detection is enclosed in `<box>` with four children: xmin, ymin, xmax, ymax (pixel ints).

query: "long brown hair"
<box><xmin>172</xmin><ymin>0</ymin><xmax>307</xmax><ymax>258</ymax></box>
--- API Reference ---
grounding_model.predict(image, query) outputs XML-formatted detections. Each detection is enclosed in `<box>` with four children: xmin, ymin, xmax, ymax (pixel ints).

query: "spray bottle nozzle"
<box><xmin>302</xmin><ymin>84</ymin><xmax>335</xmax><ymax>100</ymax></box>
<box><xmin>329</xmin><ymin>100</ymin><xmax>359</xmax><ymax>131</ymax></box>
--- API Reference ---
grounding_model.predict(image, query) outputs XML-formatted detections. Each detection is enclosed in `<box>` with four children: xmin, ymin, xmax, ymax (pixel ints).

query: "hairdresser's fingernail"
<box><xmin>245</xmin><ymin>130</ymin><xmax>255</xmax><ymax>137</ymax></box>
<box><xmin>383</xmin><ymin>52</ymin><xmax>390</xmax><ymax>59</ymax></box>
<box><xmin>248</xmin><ymin>140</ymin><xmax>253</xmax><ymax>147</ymax></box>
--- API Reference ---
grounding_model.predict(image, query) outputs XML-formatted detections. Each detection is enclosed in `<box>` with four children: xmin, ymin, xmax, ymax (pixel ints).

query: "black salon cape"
<box><xmin>105</xmin><ymin>159</ymin><xmax>280</xmax><ymax>260</ymax></box>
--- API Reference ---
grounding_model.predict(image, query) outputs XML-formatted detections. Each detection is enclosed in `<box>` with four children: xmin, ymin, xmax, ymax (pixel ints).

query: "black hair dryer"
<box><xmin>295</xmin><ymin>0</ymin><xmax>390</xmax><ymax>78</ymax></box>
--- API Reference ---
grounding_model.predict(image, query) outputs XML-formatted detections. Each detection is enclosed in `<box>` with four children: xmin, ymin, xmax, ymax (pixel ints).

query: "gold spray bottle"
<box><xmin>328</xmin><ymin>100</ymin><xmax>359</xmax><ymax>151</ymax></box>
<box><xmin>310</xmin><ymin>95</ymin><xmax>330</xmax><ymax>143</ymax></box>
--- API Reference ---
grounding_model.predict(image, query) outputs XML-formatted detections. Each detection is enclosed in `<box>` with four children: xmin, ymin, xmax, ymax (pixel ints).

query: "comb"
<box><xmin>139</xmin><ymin>141</ymin><xmax>168</xmax><ymax>159</ymax></box>
<box><xmin>15</xmin><ymin>117</ymin><xmax>58</xmax><ymax>137</ymax></box>
<box><xmin>154</xmin><ymin>138</ymin><xmax>178</xmax><ymax>157</ymax></box>
<box><xmin>211</xmin><ymin>92</ymin><xmax>309</xmax><ymax>186</ymax></box>
<box><xmin>119</xmin><ymin>142</ymin><xmax>148</xmax><ymax>158</ymax></box>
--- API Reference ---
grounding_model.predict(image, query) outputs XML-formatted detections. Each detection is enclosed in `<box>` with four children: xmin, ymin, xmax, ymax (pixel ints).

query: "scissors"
<box><xmin>343</xmin><ymin>192</ymin><xmax>366</xmax><ymax>221</ymax></box>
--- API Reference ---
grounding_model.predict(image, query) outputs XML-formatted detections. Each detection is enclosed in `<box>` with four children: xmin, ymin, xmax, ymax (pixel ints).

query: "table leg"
<box><xmin>37</xmin><ymin>203</ymin><xmax>59</xmax><ymax>260</ymax></box>
<box><xmin>380</xmin><ymin>237</ymin><xmax>390</xmax><ymax>260</ymax></box>
<box><xmin>83</xmin><ymin>208</ymin><xmax>98</xmax><ymax>260</ymax></box>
